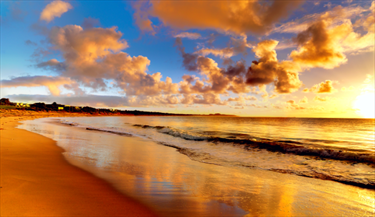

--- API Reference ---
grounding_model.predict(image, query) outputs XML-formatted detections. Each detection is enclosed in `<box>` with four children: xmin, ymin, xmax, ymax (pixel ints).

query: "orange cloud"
<box><xmin>134</xmin><ymin>0</ymin><xmax>304</xmax><ymax>35</ymax></box>
<box><xmin>286</xmin><ymin>100</ymin><xmax>306</xmax><ymax>109</ymax></box>
<box><xmin>290</xmin><ymin>20</ymin><xmax>348</xmax><ymax>69</ymax></box>
<box><xmin>274</xmin><ymin>5</ymin><xmax>367</xmax><ymax>34</ymax></box>
<box><xmin>289</xmin><ymin>4</ymin><xmax>375</xmax><ymax>68</ymax></box>
<box><xmin>40</xmin><ymin>0</ymin><xmax>72</xmax><ymax>23</ymax></box>
<box><xmin>45</xmin><ymin>25</ymin><xmax>180</xmax><ymax>96</ymax></box>
<box><xmin>308</xmin><ymin>80</ymin><xmax>337</xmax><ymax>93</ymax></box>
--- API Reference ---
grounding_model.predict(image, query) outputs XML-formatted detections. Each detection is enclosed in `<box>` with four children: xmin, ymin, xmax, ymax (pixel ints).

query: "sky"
<box><xmin>1</xmin><ymin>0</ymin><xmax>374</xmax><ymax>118</ymax></box>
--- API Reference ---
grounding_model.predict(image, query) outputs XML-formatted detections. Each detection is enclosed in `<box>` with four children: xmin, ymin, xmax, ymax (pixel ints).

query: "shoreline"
<box><xmin>0</xmin><ymin>113</ymin><xmax>159</xmax><ymax>216</ymax></box>
<box><xmin>2</xmin><ymin>111</ymin><xmax>375</xmax><ymax>216</ymax></box>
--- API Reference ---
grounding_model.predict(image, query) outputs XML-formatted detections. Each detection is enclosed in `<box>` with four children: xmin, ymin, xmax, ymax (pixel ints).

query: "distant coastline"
<box><xmin>0</xmin><ymin>98</ymin><xmax>235</xmax><ymax>117</ymax></box>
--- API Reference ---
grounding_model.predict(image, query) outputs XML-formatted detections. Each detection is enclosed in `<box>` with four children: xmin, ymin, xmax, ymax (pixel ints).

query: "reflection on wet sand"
<box><xmin>20</xmin><ymin>118</ymin><xmax>375</xmax><ymax>217</ymax></box>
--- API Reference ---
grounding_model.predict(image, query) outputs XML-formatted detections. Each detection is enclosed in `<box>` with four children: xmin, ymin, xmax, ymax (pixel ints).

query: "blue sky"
<box><xmin>1</xmin><ymin>0</ymin><xmax>374</xmax><ymax>117</ymax></box>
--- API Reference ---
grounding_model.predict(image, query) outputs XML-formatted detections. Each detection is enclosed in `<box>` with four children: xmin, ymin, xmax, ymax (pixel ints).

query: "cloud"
<box><xmin>290</xmin><ymin>20</ymin><xmax>348</xmax><ymax>69</ymax></box>
<box><xmin>195</xmin><ymin>47</ymin><xmax>234</xmax><ymax>59</ymax></box>
<box><xmin>180</xmin><ymin>93</ymin><xmax>227</xmax><ymax>105</ymax></box>
<box><xmin>314</xmin><ymin>96</ymin><xmax>330</xmax><ymax>101</ymax></box>
<box><xmin>42</xmin><ymin>25</ymin><xmax>179</xmax><ymax>96</ymax></box>
<box><xmin>133</xmin><ymin>1</ymin><xmax>155</xmax><ymax>34</ymax></box>
<box><xmin>288</xmin><ymin>5</ymin><xmax>375</xmax><ymax>68</ymax></box>
<box><xmin>194</xmin><ymin>36</ymin><xmax>251</xmax><ymax>59</ymax></box>
<box><xmin>36</xmin><ymin>59</ymin><xmax>66</xmax><ymax>72</ymax></box>
<box><xmin>10</xmin><ymin>2</ymin><xmax>27</xmax><ymax>21</ymax></box>
<box><xmin>227</xmin><ymin>95</ymin><xmax>257</xmax><ymax>106</ymax></box>
<box><xmin>1</xmin><ymin>76</ymin><xmax>75</xmax><ymax>96</ymax></box>
<box><xmin>174</xmin><ymin>32</ymin><xmax>201</xmax><ymax>39</ymax></box>
<box><xmin>174</xmin><ymin>38</ymin><xmax>199</xmax><ymax>71</ymax></box>
<box><xmin>134</xmin><ymin>0</ymin><xmax>304</xmax><ymax>35</ymax></box>
<box><xmin>248</xmin><ymin>103</ymin><xmax>267</xmax><ymax>109</ymax></box>
<box><xmin>286</xmin><ymin>100</ymin><xmax>306</xmax><ymax>109</ymax></box>
<box><xmin>272</xmin><ymin>104</ymin><xmax>283</xmax><ymax>109</ymax></box>
<box><xmin>308</xmin><ymin>80</ymin><xmax>337</xmax><ymax>93</ymax></box>
<box><xmin>30</xmin><ymin>22</ymin><xmax>49</xmax><ymax>35</ymax></box>
<box><xmin>176</xmin><ymin>38</ymin><xmax>303</xmax><ymax>96</ymax></box>
<box><xmin>40</xmin><ymin>0</ymin><xmax>73</xmax><ymax>23</ymax></box>
<box><xmin>25</xmin><ymin>40</ymin><xmax>37</xmax><ymax>46</ymax></box>
<box><xmin>274</xmin><ymin>5</ymin><xmax>367</xmax><ymax>34</ymax></box>
<box><xmin>246</xmin><ymin>40</ymin><xmax>302</xmax><ymax>94</ymax></box>
<box><xmin>341</xmin><ymin>86</ymin><xmax>355</xmax><ymax>91</ymax></box>
<box><xmin>82</xmin><ymin>17</ymin><xmax>101</xmax><ymax>29</ymax></box>
<box><xmin>30</xmin><ymin>47</ymin><xmax>51</xmax><ymax>62</ymax></box>
<box><xmin>299</xmin><ymin>96</ymin><xmax>308</xmax><ymax>103</ymax></box>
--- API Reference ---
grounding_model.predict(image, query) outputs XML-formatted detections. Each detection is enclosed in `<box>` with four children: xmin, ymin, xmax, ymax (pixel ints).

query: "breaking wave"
<box><xmin>132</xmin><ymin>124</ymin><xmax>375</xmax><ymax>165</ymax></box>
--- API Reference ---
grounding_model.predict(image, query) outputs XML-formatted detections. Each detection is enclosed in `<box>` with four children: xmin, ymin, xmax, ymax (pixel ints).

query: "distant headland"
<box><xmin>0</xmin><ymin>98</ymin><xmax>235</xmax><ymax>117</ymax></box>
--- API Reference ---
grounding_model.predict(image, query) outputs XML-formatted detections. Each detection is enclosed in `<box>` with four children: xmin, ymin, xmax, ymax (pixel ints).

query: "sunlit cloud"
<box><xmin>40</xmin><ymin>0</ymin><xmax>72</xmax><ymax>23</ymax></box>
<box><xmin>306</xmin><ymin>80</ymin><xmax>338</xmax><ymax>94</ymax></box>
<box><xmin>133</xmin><ymin>0</ymin><xmax>304</xmax><ymax>35</ymax></box>
<box><xmin>286</xmin><ymin>100</ymin><xmax>306</xmax><ymax>110</ymax></box>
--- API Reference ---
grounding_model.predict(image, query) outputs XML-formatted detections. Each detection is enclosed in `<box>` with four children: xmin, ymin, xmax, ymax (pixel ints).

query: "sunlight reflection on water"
<box><xmin>19</xmin><ymin>117</ymin><xmax>375</xmax><ymax>217</ymax></box>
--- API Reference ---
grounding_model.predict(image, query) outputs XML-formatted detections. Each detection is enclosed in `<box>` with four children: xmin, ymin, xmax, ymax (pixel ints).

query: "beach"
<box><xmin>0</xmin><ymin>111</ymin><xmax>158</xmax><ymax>216</ymax></box>
<box><xmin>2</xmin><ymin>111</ymin><xmax>374</xmax><ymax>216</ymax></box>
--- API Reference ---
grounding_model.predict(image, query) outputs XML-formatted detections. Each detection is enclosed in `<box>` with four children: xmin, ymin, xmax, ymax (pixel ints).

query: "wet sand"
<box><xmin>0</xmin><ymin>115</ymin><xmax>158</xmax><ymax>216</ymax></box>
<box><xmin>17</xmin><ymin>117</ymin><xmax>375</xmax><ymax>217</ymax></box>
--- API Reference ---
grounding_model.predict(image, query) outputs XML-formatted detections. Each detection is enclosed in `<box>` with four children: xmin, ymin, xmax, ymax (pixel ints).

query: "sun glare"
<box><xmin>353</xmin><ymin>92</ymin><xmax>375</xmax><ymax>118</ymax></box>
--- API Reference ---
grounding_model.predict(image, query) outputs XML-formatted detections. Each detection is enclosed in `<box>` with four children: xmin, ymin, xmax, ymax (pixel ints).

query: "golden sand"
<box><xmin>0</xmin><ymin>110</ymin><xmax>158</xmax><ymax>216</ymax></box>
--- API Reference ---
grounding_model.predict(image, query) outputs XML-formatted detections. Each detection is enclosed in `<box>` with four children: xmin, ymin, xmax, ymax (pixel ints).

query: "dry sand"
<box><xmin>0</xmin><ymin>110</ymin><xmax>158</xmax><ymax>216</ymax></box>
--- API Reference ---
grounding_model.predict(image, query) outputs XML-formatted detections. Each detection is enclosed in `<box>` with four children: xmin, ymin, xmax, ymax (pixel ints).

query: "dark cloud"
<box><xmin>36</xmin><ymin>59</ymin><xmax>66</xmax><ymax>72</ymax></box>
<box><xmin>174</xmin><ymin>38</ymin><xmax>199</xmax><ymax>71</ymax></box>
<box><xmin>30</xmin><ymin>22</ymin><xmax>49</xmax><ymax>35</ymax></box>
<box><xmin>246</xmin><ymin>40</ymin><xmax>302</xmax><ymax>94</ymax></box>
<box><xmin>82</xmin><ymin>17</ymin><xmax>101</xmax><ymax>29</ymax></box>
<box><xmin>25</xmin><ymin>40</ymin><xmax>37</xmax><ymax>46</ymax></box>
<box><xmin>10</xmin><ymin>2</ymin><xmax>27</xmax><ymax>21</ymax></box>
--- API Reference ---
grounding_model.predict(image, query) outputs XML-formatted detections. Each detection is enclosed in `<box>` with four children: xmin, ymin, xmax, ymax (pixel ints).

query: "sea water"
<box><xmin>19</xmin><ymin>116</ymin><xmax>375</xmax><ymax>216</ymax></box>
<box><xmin>59</xmin><ymin>116</ymin><xmax>374</xmax><ymax>187</ymax></box>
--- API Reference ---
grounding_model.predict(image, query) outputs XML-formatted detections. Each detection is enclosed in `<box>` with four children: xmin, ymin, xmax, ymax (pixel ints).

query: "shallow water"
<box><xmin>19</xmin><ymin>117</ymin><xmax>375</xmax><ymax>216</ymax></box>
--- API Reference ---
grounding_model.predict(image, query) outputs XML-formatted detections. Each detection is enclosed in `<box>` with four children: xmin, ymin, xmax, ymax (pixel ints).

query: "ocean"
<box><xmin>58</xmin><ymin>116</ymin><xmax>375</xmax><ymax>187</ymax></box>
<box><xmin>19</xmin><ymin>116</ymin><xmax>375</xmax><ymax>216</ymax></box>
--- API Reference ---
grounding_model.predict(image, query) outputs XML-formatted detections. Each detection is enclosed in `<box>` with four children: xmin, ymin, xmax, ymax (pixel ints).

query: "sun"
<box><xmin>353</xmin><ymin>92</ymin><xmax>375</xmax><ymax>118</ymax></box>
